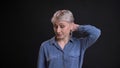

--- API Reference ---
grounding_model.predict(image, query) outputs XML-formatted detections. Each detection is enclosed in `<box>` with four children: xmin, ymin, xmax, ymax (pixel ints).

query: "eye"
<box><xmin>60</xmin><ymin>25</ymin><xmax>65</xmax><ymax>28</ymax></box>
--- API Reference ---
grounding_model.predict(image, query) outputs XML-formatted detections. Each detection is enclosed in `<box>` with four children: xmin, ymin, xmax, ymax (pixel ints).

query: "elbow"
<box><xmin>91</xmin><ymin>28</ymin><xmax>101</xmax><ymax>40</ymax></box>
<box><xmin>96</xmin><ymin>28</ymin><xmax>101</xmax><ymax>38</ymax></box>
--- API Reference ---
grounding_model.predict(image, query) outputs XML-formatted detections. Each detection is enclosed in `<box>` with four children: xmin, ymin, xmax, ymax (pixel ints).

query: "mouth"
<box><xmin>56</xmin><ymin>33</ymin><xmax>62</xmax><ymax>37</ymax></box>
<box><xmin>57</xmin><ymin>34</ymin><xmax>62</xmax><ymax>36</ymax></box>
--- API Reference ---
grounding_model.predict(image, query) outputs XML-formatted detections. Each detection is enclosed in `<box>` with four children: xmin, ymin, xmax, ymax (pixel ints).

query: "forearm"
<box><xmin>77</xmin><ymin>25</ymin><xmax>101</xmax><ymax>39</ymax></box>
<box><xmin>73</xmin><ymin>24</ymin><xmax>101</xmax><ymax>47</ymax></box>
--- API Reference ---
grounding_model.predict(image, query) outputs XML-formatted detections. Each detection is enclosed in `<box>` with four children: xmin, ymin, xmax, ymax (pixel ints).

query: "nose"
<box><xmin>56</xmin><ymin>27</ymin><xmax>61</xmax><ymax>33</ymax></box>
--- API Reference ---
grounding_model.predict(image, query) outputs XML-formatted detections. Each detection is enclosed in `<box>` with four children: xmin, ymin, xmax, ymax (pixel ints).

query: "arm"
<box><xmin>37</xmin><ymin>44</ymin><xmax>46</xmax><ymax>68</ymax></box>
<box><xmin>72</xmin><ymin>23</ymin><xmax>101</xmax><ymax>49</ymax></box>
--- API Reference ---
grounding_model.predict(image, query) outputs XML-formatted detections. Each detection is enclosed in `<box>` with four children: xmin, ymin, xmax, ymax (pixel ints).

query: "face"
<box><xmin>53</xmin><ymin>21</ymin><xmax>72</xmax><ymax>40</ymax></box>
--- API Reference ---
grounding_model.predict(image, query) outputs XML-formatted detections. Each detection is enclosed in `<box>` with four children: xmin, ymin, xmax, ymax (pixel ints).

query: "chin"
<box><xmin>56</xmin><ymin>36</ymin><xmax>64</xmax><ymax>40</ymax></box>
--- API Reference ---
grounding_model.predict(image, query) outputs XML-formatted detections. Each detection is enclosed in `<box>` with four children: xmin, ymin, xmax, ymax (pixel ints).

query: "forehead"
<box><xmin>53</xmin><ymin>21</ymin><xmax>70</xmax><ymax>25</ymax></box>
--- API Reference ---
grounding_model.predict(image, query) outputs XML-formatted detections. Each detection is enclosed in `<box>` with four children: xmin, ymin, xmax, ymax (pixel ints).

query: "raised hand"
<box><xmin>71</xmin><ymin>23</ymin><xmax>79</xmax><ymax>32</ymax></box>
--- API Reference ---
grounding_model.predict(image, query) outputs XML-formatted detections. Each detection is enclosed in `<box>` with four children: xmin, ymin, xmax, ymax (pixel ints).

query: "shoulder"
<box><xmin>71</xmin><ymin>37</ymin><xmax>80</xmax><ymax>43</ymax></box>
<box><xmin>40</xmin><ymin>40</ymin><xmax>50</xmax><ymax>48</ymax></box>
<box><xmin>40</xmin><ymin>37</ymin><xmax>54</xmax><ymax>48</ymax></box>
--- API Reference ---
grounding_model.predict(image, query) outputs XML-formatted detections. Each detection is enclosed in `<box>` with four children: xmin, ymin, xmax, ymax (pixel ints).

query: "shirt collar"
<box><xmin>50</xmin><ymin>36</ymin><xmax>74</xmax><ymax>46</ymax></box>
<box><xmin>50</xmin><ymin>37</ymin><xmax>57</xmax><ymax>46</ymax></box>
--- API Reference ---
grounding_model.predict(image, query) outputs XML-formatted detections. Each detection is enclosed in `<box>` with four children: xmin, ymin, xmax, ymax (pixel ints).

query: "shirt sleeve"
<box><xmin>75</xmin><ymin>25</ymin><xmax>101</xmax><ymax>50</ymax></box>
<box><xmin>37</xmin><ymin>44</ymin><xmax>47</xmax><ymax>68</ymax></box>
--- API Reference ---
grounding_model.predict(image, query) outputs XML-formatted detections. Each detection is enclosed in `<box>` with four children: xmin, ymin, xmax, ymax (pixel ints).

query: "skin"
<box><xmin>52</xmin><ymin>21</ymin><xmax>79</xmax><ymax>49</ymax></box>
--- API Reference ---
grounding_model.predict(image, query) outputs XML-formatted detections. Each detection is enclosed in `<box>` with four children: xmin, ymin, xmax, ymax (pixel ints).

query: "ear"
<box><xmin>70</xmin><ymin>23</ymin><xmax>74</xmax><ymax>31</ymax></box>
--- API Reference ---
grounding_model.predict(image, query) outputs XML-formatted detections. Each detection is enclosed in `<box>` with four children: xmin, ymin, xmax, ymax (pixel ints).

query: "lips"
<box><xmin>57</xmin><ymin>34</ymin><xmax>62</xmax><ymax>36</ymax></box>
<box><xmin>56</xmin><ymin>33</ymin><xmax>62</xmax><ymax>37</ymax></box>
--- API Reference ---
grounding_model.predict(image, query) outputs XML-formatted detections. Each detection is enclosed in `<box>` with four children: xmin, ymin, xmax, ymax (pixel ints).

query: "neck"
<box><xmin>58</xmin><ymin>37</ymin><xmax>69</xmax><ymax>44</ymax></box>
<box><xmin>56</xmin><ymin>35</ymin><xmax>70</xmax><ymax>47</ymax></box>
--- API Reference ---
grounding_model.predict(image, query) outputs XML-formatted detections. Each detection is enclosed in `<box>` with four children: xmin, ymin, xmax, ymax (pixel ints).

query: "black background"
<box><xmin>1</xmin><ymin>0</ymin><xmax>119</xmax><ymax>68</ymax></box>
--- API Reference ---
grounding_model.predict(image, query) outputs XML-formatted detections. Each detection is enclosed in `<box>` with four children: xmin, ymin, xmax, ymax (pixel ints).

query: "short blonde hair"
<box><xmin>51</xmin><ymin>9</ymin><xmax>74</xmax><ymax>23</ymax></box>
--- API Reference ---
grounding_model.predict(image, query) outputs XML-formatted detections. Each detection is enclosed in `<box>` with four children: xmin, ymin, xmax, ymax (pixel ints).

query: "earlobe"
<box><xmin>70</xmin><ymin>23</ymin><xmax>74</xmax><ymax>31</ymax></box>
<box><xmin>70</xmin><ymin>30</ymin><xmax>72</xmax><ymax>35</ymax></box>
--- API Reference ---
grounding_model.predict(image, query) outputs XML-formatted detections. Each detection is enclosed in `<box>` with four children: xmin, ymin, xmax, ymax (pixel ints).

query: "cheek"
<box><xmin>63</xmin><ymin>27</ymin><xmax>71</xmax><ymax>33</ymax></box>
<box><xmin>53</xmin><ymin>28</ymin><xmax>57</xmax><ymax>33</ymax></box>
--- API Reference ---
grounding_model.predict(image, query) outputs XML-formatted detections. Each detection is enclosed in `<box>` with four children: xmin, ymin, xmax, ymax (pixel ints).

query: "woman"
<box><xmin>37</xmin><ymin>9</ymin><xmax>101</xmax><ymax>68</ymax></box>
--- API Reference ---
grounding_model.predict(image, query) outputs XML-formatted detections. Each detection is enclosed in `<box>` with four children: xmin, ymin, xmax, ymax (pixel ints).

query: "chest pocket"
<box><xmin>67</xmin><ymin>49</ymin><xmax>80</xmax><ymax>62</ymax></box>
<box><xmin>69</xmin><ymin>49</ymin><xmax>80</xmax><ymax>57</ymax></box>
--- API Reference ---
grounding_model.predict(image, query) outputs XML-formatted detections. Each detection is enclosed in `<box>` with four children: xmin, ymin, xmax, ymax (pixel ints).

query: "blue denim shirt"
<box><xmin>37</xmin><ymin>25</ymin><xmax>101</xmax><ymax>68</ymax></box>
